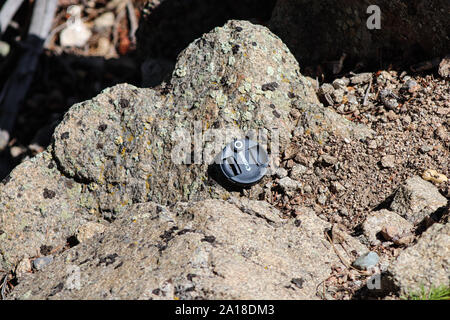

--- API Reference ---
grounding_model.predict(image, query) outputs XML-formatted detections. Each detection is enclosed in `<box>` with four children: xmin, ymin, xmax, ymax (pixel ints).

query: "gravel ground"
<box><xmin>263</xmin><ymin>69</ymin><xmax>449</xmax><ymax>299</ymax></box>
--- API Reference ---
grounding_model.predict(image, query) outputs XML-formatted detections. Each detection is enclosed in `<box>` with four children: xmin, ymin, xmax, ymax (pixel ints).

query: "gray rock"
<box><xmin>352</xmin><ymin>252</ymin><xmax>379</xmax><ymax>271</ymax></box>
<box><xmin>318</xmin><ymin>83</ymin><xmax>334</xmax><ymax>96</ymax></box>
<box><xmin>388</xmin><ymin>223</ymin><xmax>450</xmax><ymax>294</ymax></box>
<box><xmin>380</xmin><ymin>155</ymin><xmax>396</xmax><ymax>168</ymax></box>
<box><xmin>331</xmin><ymin>225</ymin><xmax>368</xmax><ymax>259</ymax></box>
<box><xmin>0</xmin><ymin>18</ymin><xmax>389</xmax><ymax>302</ymax></box>
<box><xmin>278</xmin><ymin>177</ymin><xmax>302</xmax><ymax>196</ymax></box>
<box><xmin>274</xmin><ymin>167</ymin><xmax>288</xmax><ymax>179</ymax></box>
<box><xmin>318</xmin><ymin>154</ymin><xmax>338</xmax><ymax>166</ymax></box>
<box><xmin>76</xmin><ymin>222</ymin><xmax>106</xmax><ymax>243</ymax></box>
<box><xmin>363</xmin><ymin>209</ymin><xmax>414</xmax><ymax>246</ymax></box>
<box><xmin>332</xmin><ymin>88</ymin><xmax>345</xmax><ymax>104</ymax></box>
<box><xmin>290</xmin><ymin>164</ymin><xmax>308</xmax><ymax>180</ymax></box>
<box><xmin>7</xmin><ymin>199</ymin><xmax>351</xmax><ymax>300</ymax></box>
<box><xmin>379</xmin><ymin>89</ymin><xmax>399</xmax><ymax>110</ymax></box>
<box><xmin>332</xmin><ymin>78</ymin><xmax>348</xmax><ymax>90</ymax></box>
<box><xmin>296</xmin><ymin>101</ymin><xmax>374</xmax><ymax>143</ymax></box>
<box><xmin>317</xmin><ymin>194</ymin><xmax>327</xmax><ymax>205</ymax></box>
<box><xmin>390</xmin><ymin>176</ymin><xmax>448</xmax><ymax>224</ymax></box>
<box><xmin>33</xmin><ymin>256</ymin><xmax>54</xmax><ymax>271</ymax></box>
<box><xmin>419</xmin><ymin>144</ymin><xmax>433</xmax><ymax>154</ymax></box>
<box><xmin>330</xmin><ymin>181</ymin><xmax>345</xmax><ymax>193</ymax></box>
<box><xmin>303</xmin><ymin>184</ymin><xmax>312</xmax><ymax>193</ymax></box>
<box><xmin>52</xmin><ymin>20</ymin><xmax>312</xmax><ymax>211</ymax></box>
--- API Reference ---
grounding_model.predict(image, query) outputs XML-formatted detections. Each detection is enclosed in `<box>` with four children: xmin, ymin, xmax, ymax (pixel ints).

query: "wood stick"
<box><xmin>0</xmin><ymin>0</ymin><xmax>25</xmax><ymax>35</ymax></box>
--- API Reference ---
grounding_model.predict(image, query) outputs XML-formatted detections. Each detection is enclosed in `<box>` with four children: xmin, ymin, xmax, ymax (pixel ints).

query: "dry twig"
<box><xmin>0</xmin><ymin>0</ymin><xmax>25</xmax><ymax>35</ymax></box>
<box><xmin>0</xmin><ymin>0</ymin><xmax>58</xmax><ymax>150</ymax></box>
<box><xmin>362</xmin><ymin>77</ymin><xmax>373</xmax><ymax>107</ymax></box>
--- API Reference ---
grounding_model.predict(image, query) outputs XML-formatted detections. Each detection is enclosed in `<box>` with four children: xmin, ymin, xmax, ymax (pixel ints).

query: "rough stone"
<box><xmin>388</xmin><ymin>223</ymin><xmax>450</xmax><ymax>294</ymax></box>
<box><xmin>52</xmin><ymin>20</ymin><xmax>318</xmax><ymax>212</ymax></box>
<box><xmin>390</xmin><ymin>176</ymin><xmax>448</xmax><ymax>224</ymax></box>
<box><xmin>290</xmin><ymin>164</ymin><xmax>308</xmax><ymax>180</ymax></box>
<box><xmin>350</xmin><ymin>73</ymin><xmax>372</xmax><ymax>85</ymax></box>
<box><xmin>278</xmin><ymin>177</ymin><xmax>302</xmax><ymax>196</ymax></box>
<box><xmin>15</xmin><ymin>258</ymin><xmax>32</xmax><ymax>279</ymax></box>
<box><xmin>7</xmin><ymin>199</ymin><xmax>351</xmax><ymax>299</ymax></box>
<box><xmin>0</xmin><ymin>20</ymin><xmax>373</xmax><ymax>277</ymax></box>
<box><xmin>33</xmin><ymin>256</ymin><xmax>54</xmax><ymax>271</ymax></box>
<box><xmin>362</xmin><ymin>209</ymin><xmax>414</xmax><ymax>246</ymax></box>
<box><xmin>274</xmin><ymin>167</ymin><xmax>288</xmax><ymax>179</ymax></box>
<box><xmin>380</xmin><ymin>155</ymin><xmax>395</xmax><ymax>169</ymax></box>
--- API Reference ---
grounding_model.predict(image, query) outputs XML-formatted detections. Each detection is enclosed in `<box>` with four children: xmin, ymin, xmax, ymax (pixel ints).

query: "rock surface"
<box><xmin>363</xmin><ymin>209</ymin><xmax>414</xmax><ymax>246</ymax></box>
<box><xmin>8</xmin><ymin>199</ymin><xmax>348</xmax><ymax>299</ymax></box>
<box><xmin>388</xmin><ymin>223</ymin><xmax>450</xmax><ymax>294</ymax></box>
<box><xmin>352</xmin><ymin>251</ymin><xmax>379</xmax><ymax>271</ymax></box>
<box><xmin>0</xmin><ymin>21</ymin><xmax>373</xmax><ymax>295</ymax></box>
<box><xmin>390</xmin><ymin>176</ymin><xmax>447</xmax><ymax>224</ymax></box>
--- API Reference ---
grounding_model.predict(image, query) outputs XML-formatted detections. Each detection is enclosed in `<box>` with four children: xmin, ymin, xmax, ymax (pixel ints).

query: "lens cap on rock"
<box><xmin>218</xmin><ymin>138</ymin><xmax>269</xmax><ymax>187</ymax></box>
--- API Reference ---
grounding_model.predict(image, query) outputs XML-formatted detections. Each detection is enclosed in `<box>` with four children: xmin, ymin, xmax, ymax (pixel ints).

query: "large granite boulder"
<box><xmin>7</xmin><ymin>199</ymin><xmax>355</xmax><ymax>299</ymax></box>
<box><xmin>0</xmin><ymin>21</ymin><xmax>373</xmax><ymax>297</ymax></box>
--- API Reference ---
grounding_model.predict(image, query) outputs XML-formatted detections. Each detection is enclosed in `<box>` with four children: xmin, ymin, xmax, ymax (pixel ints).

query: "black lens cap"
<box><xmin>217</xmin><ymin>138</ymin><xmax>269</xmax><ymax>187</ymax></box>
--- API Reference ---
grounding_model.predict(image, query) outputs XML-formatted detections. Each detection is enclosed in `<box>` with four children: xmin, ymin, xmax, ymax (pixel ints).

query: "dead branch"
<box><xmin>126</xmin><ymin>0</ymin><xmax>138</xmax><ymax>45</ymax></box>
<box><xmin>0</xmin><ymin>0</ymin><xmax>58</xmax><ymax>150</ymax></box>
<box><xmin>0</xmin><ymin>0</ymin><xmax>25</xmax><ymax>35</ymax></box>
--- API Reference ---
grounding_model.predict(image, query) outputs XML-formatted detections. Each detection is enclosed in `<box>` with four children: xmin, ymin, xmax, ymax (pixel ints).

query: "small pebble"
<box><xmin>350</xmin><ymin>73</ymin><xmax>372</xmax><ymax>85</ymax></box>
<box><xmin>317</xmin><ymin>194</ymin><xmax>327</xmax><ymax>205</ymax></box>
<box><xmin>275</xmin><ymin>167</ymin><xmax>288</xmax><ymax>179</ymax></box>
<box><xmin>332</xmin><ymin>78</ymin><xmax>348</xmax><ymax>90</ymax></box>
<box><xmin>352</xmin><ymin>252</ymin><xmax>379</xmax><ymax>270</ymax></box>
<box><xmin>290</xmin><ymin>164</ymin><xmax>308</xmax><ymax>180</ymax></box>
<box><xmin>380</xmin><ymin>155</ymin><xmax>395</xmax><ymax>168</ymax></box>
<box><xmin>33</xmin><ymin>256</ymin><xmax>54</xmax><ymax>270</ymax></box>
